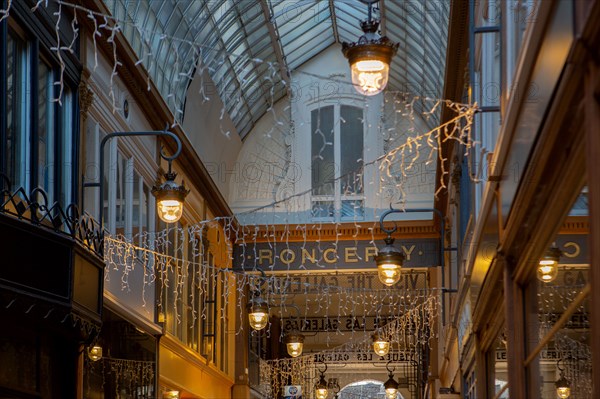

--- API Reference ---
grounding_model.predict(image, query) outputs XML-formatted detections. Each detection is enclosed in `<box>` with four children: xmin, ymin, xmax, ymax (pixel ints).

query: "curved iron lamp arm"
<box><xmin>82</xmin><ymin>126</ymin><xmax>182</xmax><ymax>253</ymax></box>
<box><xmin>379</xmin><ymin>206</ymin><xmax>458</xmax><ymax>324</ymax></box>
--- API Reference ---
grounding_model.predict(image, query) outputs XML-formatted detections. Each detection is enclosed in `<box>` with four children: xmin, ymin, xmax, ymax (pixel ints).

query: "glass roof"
<box><xmin>106</xmin><ymin>0</ymin><xmax>450</xmax><ymax>139</ymax></box>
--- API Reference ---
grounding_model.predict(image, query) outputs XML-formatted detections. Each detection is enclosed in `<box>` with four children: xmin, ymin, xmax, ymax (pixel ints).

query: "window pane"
<box><xmin>202</xmin><ymin>251</ymin><xmax>216</xmax><ymax>361</ymax></box>
<box><xmin>187</xmin><ymin>235</ymin><xmax>200</xmax><ymax>352</ymax></box>
<box><xmin>5</xmin><ymin>31</ymin><xmax>30</xmax><ymax>191</ymax></box>
<box><xmin>311</xmin><ymin>106</ymin><xmax>335</xmax><ymax>196</ymax></box>
<box><xmin>115</xmin><ymin>152</ymin><xmax>127</xmax><ymax>234</ymax></box>
<box><xmin>83</xmin><ymin>121</ymin><xmax>99</xmax><ymax>219</ymax></box>
<box><xmin>38</xmin><ymin>61</ymin><xmax>54</xmax><ymax>202</ymax></box>
<box><xmin>341</xmin><ymin>200</ymin><xmax>364</xmax><ymax>220</ymax></box>
<box><xmin>141</xmin><ymin>182</ymin><xmax>150</xmax><ymax>246</ymax></box>
<box><xmin>524</xmin><ymin>193</ymin><xmax>591</xmax><ymax>398</ymax></box>
<box><xmin>133</xmin><ymin>171</ymin><xmax>141</xmax><ymax>235</ymax></box>
<box><xmin>60</xmin><ymin>88</ymin><xmax>73</xmax><ymax>207</ymax></box>
<box><xmin>340</xmin><ymin>105</ymin><xmax>363</xmax><ymax>195</ymax></box>
<box><xmin>311</xmin><ymin>201</ymin><xmax>334</xmax><ymax>219</ymax></box>
<box><xmin>102</xmin><ymin>132</ymin><xmax>110</xmax><ymax>228</ymax></box>
<box><xmin>474</xmin><ymin>31</ymin><xmax>501</xmax><ymax>108</ymax></box>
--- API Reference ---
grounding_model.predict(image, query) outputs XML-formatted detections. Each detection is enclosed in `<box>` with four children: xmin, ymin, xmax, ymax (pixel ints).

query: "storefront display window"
<box><xmin>523</xmin><ymin>192</ymin><xmax>591</xmax><ymax>398</ymax></box>
<box><xmin>84</xmin><ymin>310</ymin><xmax>157</xmax><ymax>398</ymax></box>
<box><xmin>491</xmin><ymin>331</ymin><xmax>509</xmax><ymax>398</ymax></box>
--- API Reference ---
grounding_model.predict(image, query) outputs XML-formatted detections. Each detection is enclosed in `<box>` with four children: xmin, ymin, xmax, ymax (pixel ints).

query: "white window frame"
<box><xmin>310</xmin><ymin>103</ymin><xmax>365</xmax><ymax>222</ymax></box>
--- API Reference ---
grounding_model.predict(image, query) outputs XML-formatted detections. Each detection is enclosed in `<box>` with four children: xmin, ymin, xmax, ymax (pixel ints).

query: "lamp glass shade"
<box><xmin>152</xmin><ymin>171</ymin><xmax>188</xmax><ymax>224</ymax></box>
<box><xmin>556</xmin><ymin>386</ymin><xmax>571</xmax><ymax>399</ymax></box>
<box><xmin>537</xmin><ymin>247</ymin><xmax>561</xmax><ymax>283</ymax></box>
<box><xmin>351</xmin><ymin>59</ymin><xmax>389</xmax><ymax>96</ymax></box>
<box><xmin>248</xmin><ymin>310</ymin><xmax>269</xmax><ymax>330</ymax></box>
<box><xmin>156</xmin><ymin>198</ymin><xmax>184</xmax><ymax>223</ymax></box>
<box><xmin>315</xmin><ymin>374</ymin><xmax>329</xmax><ymax>399</ymax></box>
<box><xmin>342</xmin><ymin>18</ymin><xmax>397</xmax><ymax>97</ymax></box>
<box><xmin>375</xmin><ymin>239</ymin><xmax>404</xmax><ymax>286</ymax></box>
<box><xmin>372</xmin><ymin>334</ymin><xmax>390</xmax><ymax>356</ymax></box>
<box><xmin>315</xmin><ymin>388</ymin><xmax>328</xmax><ymax>399</ymax></box>
<box><xmin>555</xmin><ymin>375</ymin><xmax>571</xmax><ymax>399</ymax></box>
<box><xmin>385</xmin><ymin>388</ymin><xmax>398</xmax><ymax>399</ymax></box>
<box><xmin>88</xmin><ymin>345</ymin><xmax>103</xmax><ymax>361</ymax></box>
<box><xmin>537</xmin><ymin>262</ymin><xmax>558</xmax><ymax>283</ymax></box>
<box><xmin>378</xmin><ymin>262</ymin><xmax>401</xmax><ymax>286</ymax></box>
<box><xmin>286</xmin><ymin>341</ymin><xmax>304</xmax><ymax>357</ymax></box>
<box><xmin>284</xmin><ymin>332</ymin><xmax>305</xmax><ymax>357</ymax></box>
<box><xmin>284</xmin><ymin>333</ymin><xmax>305</xmax><ymax>357</ymax></box>
<box><xmin>384</xmin><ymin>372</ymin><xmax>399</xmax><ymax>398</ymax></box>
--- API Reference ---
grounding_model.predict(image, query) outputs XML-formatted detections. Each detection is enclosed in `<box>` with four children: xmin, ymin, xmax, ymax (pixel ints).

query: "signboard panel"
<box><xmin>234</xmin><ymin>238</ymin><xmax>440</xmax><ymax>271</ymax></box>
<box><xmin>283</xmin><ymin>315</ymin><xmax>402</xmax><ymax>333</ymax></box>
<box><xmin>310</xmin><ymin>351</ymin><xmax>418</xmax><ymax>364</ymax></box>
<box><xmin>266</xmin><ymin>270</ymin><xmax>428</xmax><ymax>294</ymax></box>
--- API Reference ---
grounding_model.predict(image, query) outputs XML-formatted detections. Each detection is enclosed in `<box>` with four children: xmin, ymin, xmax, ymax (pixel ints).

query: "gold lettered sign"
<box><xmin>234</xmin><ymin>239</ymin><xmax>440</xmax><ymax>271</ymax></box>
<box><xmin>555</xmin><ymin>235</ymin><xmax>588</xmax><ymax>264</ymax></box>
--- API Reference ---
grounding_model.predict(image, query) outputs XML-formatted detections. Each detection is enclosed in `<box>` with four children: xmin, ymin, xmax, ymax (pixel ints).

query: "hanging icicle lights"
<box><xmin>11</xmin><ymin>0</ymin><xmax>478</xmax><ymax>368</ymax></box>
<box><xmin>256</xmin><ymin>295</ymin><xmax>440</xmax><ymax>398</ymax></box>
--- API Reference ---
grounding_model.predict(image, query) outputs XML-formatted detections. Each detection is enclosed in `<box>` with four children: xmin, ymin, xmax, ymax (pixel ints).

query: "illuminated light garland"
<box><xmin>85</xmin><ymin>356</ymin><xmax>155</xmax><ymax>398</ymax></box>
<box><xmin>10</xmin><ymin>0</ymin><xmax>477</xmax><ymax>379</ymax></box>
<box><xmin>256</xmin><ymin>295</ymin><xmax>440</xmax><ymax>398</ymax></box>
<box><xmin>105</xmin><ymin>233</ymin><xmax>440</xmax><ymax>331</ymax></box>
<box><xmin>3</xmin><ymin>3</ymin><xmax>589</xmax><ymax>396</ymax></box>
<box><xmin>535</xmin><ymin>282</ymin><xmax>592</xmax><ymax>396</ymax></box>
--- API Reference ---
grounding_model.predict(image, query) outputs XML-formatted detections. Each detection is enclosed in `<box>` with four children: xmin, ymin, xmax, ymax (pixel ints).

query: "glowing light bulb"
<box><xmin>378</xmin><ymin>263</ymin><xmax>401</xmax><ymax>286</ymax></box>
<box><xmin>351</xmin><ymin>60</ymin><xmax>389</xmax><ymax>96</ymax></box>
<box><xmin>315</xmin><ymin>388</ymin><xmax>328</xmax><ymax>399</ymax></box>
<box><xmin>157</xmin><ymin>199</ymin><xmax>184</xmax><ymax>223</ymax></box>
<box><xmin>88</xmin><ymin>345</ymin><xmax>103</xmax><ymax>361</ymax></box>
<box><xmin>248</xmin><ymin>311</ymin><xmax>268</xmax><ymax>330</ymax></box>
<box><xmin>373</xmin><ymin>334</ymin><xmax>390</xmax><ymax>356</ymax></box>
<box><xmin>537</xmin><ymin>247</ymin><xmax>561</xmax><ymax>283</ymax></box>
<box><xmin>286</xmin><ymin>341</ymin><xmax>303</xmax><ymax>357</ymax></box>
<box><xmin>386</xmin><ymin>388</ymin><xmax>398</xmax><ymax>399</ymax></box>
<box><xmin>556</xmin><ymin>386</ymin><xmax>571</xmax><ymax>399</ymax></box>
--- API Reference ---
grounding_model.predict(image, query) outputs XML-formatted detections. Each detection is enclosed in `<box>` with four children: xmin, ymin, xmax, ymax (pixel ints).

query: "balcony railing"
<box><xmin>0</xmin><ymin>175</ymin><xmax>103</xmax><ymax>258</ymax></box>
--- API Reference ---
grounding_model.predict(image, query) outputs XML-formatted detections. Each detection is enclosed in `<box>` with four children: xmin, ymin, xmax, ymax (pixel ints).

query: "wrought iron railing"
<box><xmin>0</xmin><ymin>174</ymin><xmax>104</xmax><ymax>258</ymax></box>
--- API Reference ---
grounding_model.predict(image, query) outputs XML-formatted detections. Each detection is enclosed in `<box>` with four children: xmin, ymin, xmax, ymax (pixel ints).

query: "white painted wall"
<box><xmin>181</xmin><ymin>66</ymin><xmax>243</xmax><ymax>200</ymax></box>
<box><xmin>83</xmin><ymin>35</ymin><xmax>158</xmax><ymax>325</ymax></box>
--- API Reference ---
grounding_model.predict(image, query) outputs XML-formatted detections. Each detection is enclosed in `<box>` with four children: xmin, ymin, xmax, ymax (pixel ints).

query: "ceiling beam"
<box><xmin>329</xmin><ymin>0</ymin><xmax>341</xmax><ymax>43</ymax></box>
<box><xmin>259</xmin><ymin>0</ymin><xmax>291</xmax><ymax>86</ymax></box>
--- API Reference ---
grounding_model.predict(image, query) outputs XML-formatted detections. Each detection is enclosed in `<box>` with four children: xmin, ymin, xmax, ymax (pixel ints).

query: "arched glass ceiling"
<box><xmin>105</xmin><ymin>1</ymin><xmax>449</xmax><ymax>139</ymax></box>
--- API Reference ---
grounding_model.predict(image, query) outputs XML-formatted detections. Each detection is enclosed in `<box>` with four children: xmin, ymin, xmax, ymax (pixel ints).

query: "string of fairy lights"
<box><xmin>257</xmin><ymin>295</ymin><xmax>439</xmax><ymax>398</ymax></box>
<box><xmin>3</xmin><ymin>1</ymin><xmax>591</xmax><ymax>397</ymax></box>
<box><xmin>536</xmin><ymin>282</ymin><xmax>592</xmax><ymax>398</ymax></box>
<box><xmin>85</xmin><ymin>356</ymin><xmax>155</xmax><ymax>398</ymax></box>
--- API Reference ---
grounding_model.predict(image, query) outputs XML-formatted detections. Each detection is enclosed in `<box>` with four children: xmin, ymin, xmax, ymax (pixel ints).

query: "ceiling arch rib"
<box><xmin>107</xmin><ymin>0</ymin><xmax>449</xmax><ymax>139</ymax></box>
